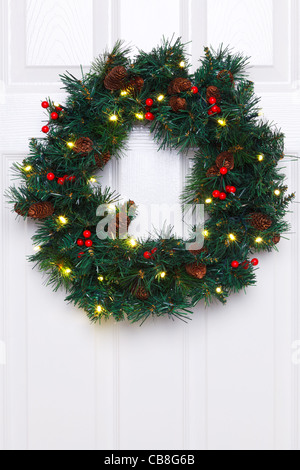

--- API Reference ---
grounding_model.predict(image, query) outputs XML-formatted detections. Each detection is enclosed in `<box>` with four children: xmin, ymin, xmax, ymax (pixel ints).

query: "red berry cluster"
<box><xmin>144</xmin><ymin>85</ymin><xmax>199</xmax><ymax>122</ymax></box>
<box><xmin>47</xmin><ymin>173</ymin><xmax>76</xmax><ymax>184</ymax></box>
<box><xmin>77</xmin><ymin>230</ymin><xmax>93</xmax><ymax>258</ymax></box>
<box><xmin>231</xmin><ymin>259</ymin><xmax>259</xmax><ymax>269</ymax></box>
<box><xmin>207</xmin><ymin>96</ymin><xmax>221</xmax><ymax>116</ymax></box>
<box><xmin>143</xmin><ymin>247</ymin><xmax>158</xmax><ymax>259</ymax></box>
<box><xmin>41</xmin><ymin>101</ymin><xmax>63</xmax><ymax>134</ymax></box>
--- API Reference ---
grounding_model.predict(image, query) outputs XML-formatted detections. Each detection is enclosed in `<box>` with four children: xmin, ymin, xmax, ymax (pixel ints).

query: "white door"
<box><xmin>0</xmin><ymin>0</ymin><xmax>299</xmax><ymax>451</ymax></box>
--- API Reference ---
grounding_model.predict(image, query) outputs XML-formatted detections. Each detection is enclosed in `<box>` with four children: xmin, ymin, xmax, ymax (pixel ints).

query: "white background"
<box><xmin>0</xmin><ymin>0</ymin><xmax>299</xmax><ymax>451</ymax></box>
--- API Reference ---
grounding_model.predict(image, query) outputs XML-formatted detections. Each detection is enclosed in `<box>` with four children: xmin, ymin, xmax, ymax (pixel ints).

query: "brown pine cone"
<box><xmin>206</xmin><ymin>85</ymin><xmax>221</xmax><ymax>103</ymax></box>
<box><xmin>217</xmin><ymin>69</ymin><xmax>235</xmax><ymax>85</ymax></box>
<box><xmin>272</xmin><ymin>235</ymin><xmax>281</xmax><ymax>244</ymax></box>
<box><xmin>185</xmin><ymin>262</ymin><xmax>207</xmax><ymax>279</ymax></box>
<box><xmin>14</xmin><ymin>203</ymin><xmax>26</xmax><ymax>216</ymax></box>
<box><xmin>95</xmin><ymin>152</ymin><xmax>111</xmax><ymax>168</ymax></box>
<box><xmin>28</xmin><ymin>202</ymin><xmax>54</xmax><ymax>219</ymax></box>
<box><xmin>125</xmin><ymin>76</ymin><xmax>144</xmax><ymax>95</ymax></box>
<box><xmin>206</xmin><ymin>165</ymin><xmax>220</xmax><ymax>177</ymax></box>
<box><xmin>133</xmin><ymin>285</ymin><xmax>149</xmax><ymax>301</ymax></box>
<box><xmin>168</xmin><ymin>77</ymin><xmax>192</xmax><ymax>95</ymax></box>
<box><xmin>104</xmin><ymin>66</ymin><xmax>127</xmax><ymax>91</ymax></box>
<box><xmin>215</xmin><ymin>152</ymin><xmax>234</xmax><ymax>170</ymax></box>
<box><xmin>74</xmin><ymin>137</ymin><xmax>94</xmax><ymax>155</ymax></box>
<box><xmin>250</xmin><ymin>213</ymin><xmax>273</xmax><ymax>231</ymax></box>
<box><xmin>169</xmin><ymin>96</ymin><xmax>187</xmax><ymax>112</ymax></box>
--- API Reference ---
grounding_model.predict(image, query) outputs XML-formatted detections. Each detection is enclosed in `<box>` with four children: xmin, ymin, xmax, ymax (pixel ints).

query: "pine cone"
<box><xmin>185</xmin><ymin>262</ymin><xmax>207</xmax><ymax>279</ymax></box>
<box><xmin>115</xmin><ymin>214</ymin><xmax>131</xmax><ymax>236</ymax></box>
<box><xmin>14</xmin><ymin>203</ymin><xmax>26</xmax><ymax>216</ymax></box>
<box><xmin>168</xmin><ymin>77</ymin><xmax>192</xmax><ymax>95</ymax></box>
<box><xmin>125</xmin><ymin>76</ymin><xmax>144</xmax><ymax>95</ymax></box>
<box><xmin>250</xmin><ymin>213</ymin><xmax>273</xmax><ymax>231</ymax></box>
<box><xmin>272</xmin><ymin>234</ymin><xmax>281</xmax><ymax>244</ymax></box>
<box><xmin>28</xmin><ymin>202</ymin><xmax>54</xmax><ymax>219</ymax></box>
<box><xmin>215</xmin><ymin>152</ymin><xmax>234</xmax><ymax>170</ymax></box>
<box><xmin>104</xmin><ymin>66</ymin><xmax>127</xmax><ymax>91</ymax></box>
<box><xmin>133</xmin><ymin>285</ymin><xmax>149</xmax><ymax>301</ymax></box>
<box><xmin>74</xmin><ymin>137</ymin><xmax>94</xmax><ymax>155</ymax></box>
<box><xmin>206</xmin><ymin>86</ymin><xmax>221</xmax><ymax>103</ymax></box>
<box><xmin>169</xmin><ymin>96</ymin><xmax>187</xmax><ymax>112</ymax></box>
<box><xmin>217</xmin><ymin>69</ymin><xmax>235</xmax><ymax>85</ymax></box>
<box><xmin>95</xmin><ymin>152</ymin><xmax>111</xmax><ymax>168</ymax></box>
<box><xmin>206</xmin><ymin>165</ymin><xmax>220</xmax><ymax>177</ymax></box>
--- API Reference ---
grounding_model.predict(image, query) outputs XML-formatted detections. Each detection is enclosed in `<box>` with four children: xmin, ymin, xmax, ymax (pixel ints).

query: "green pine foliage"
<box><xmin>7</xmin><ymin>38</ymin><xmax>294</xmax><ymax>324</ymax></box>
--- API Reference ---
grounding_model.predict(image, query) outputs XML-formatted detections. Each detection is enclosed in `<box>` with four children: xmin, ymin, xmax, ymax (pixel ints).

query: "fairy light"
<box><xmin>96</xmin><ymin>305</ymin><xmax>103</xmax><ymax>314</ymax></box>
<box><xmin>205</xmin><ymin>198</ymin><xmax>212</xmax><ymax>204</ymax></box>
<box><xmin>202</xmin><ymin>230</ymin><xmax>209</xmax><ymax>238</ymax></box>
<box><xmin>98</xmin><ymin>276</ymin><xmax>104</xmax><ymax>282</ymax></box>
<box><xmin>160</xmin><ymin>272</ymin><xmax>167</xmax><ymax>279</ymax></box>
<box><xmin>258</xmin><ymin>110</ymin><xmax>264</xmax><ymax>117</ymax></box>
<box><xmin>107</xmin><ymin>204</ymin><xmax>115</xmax><ymax>212</ymax></box>
<box><xmin>179</xmin><ymin>61</ymin><xmax>185</xmax><ymax>68</ymax></box>
<box><xmin>258</xmin><ymin>154</ymin><xmax>264</xmax><ymax>162</ymax></box>
<box><xmin>255</xmin><ymin>237</ymin><xmax>263</xmax><ymax>244</ymax></box>
<box><xmin>274</xmin><ymin>189</ymin><xmax>281</xmax><ymax>196</ymax></box>
<box><xmin>24</xmin><ymin>165</ymin><xmax>32</xmax><ymax>172</ymax></box>
<box><xmin>157</xmin><ymin>94</ymin><xmax>165</xmax><ymax>102</ymax></box>
<box><xmin>109</xmin><ymin>114</ymin><xmax>118</xmax><ymax>122</ymax></box>
<box><xmin>216</xmin><ymin>287</ymin><xmax>222</xmax><ymax>294</ymax></box>
<box><xmin>54</xmin><ymin>102</ymin><xmax>60</xmax><ymax>108</ymax></box>
<box><xmin>89</xmin><ymin>177</ymin><xmax>97</xmax><ymax>183</ymax></box>
<box><xmin>135</xmin><ymin>113</ymin><xmax>144</xmax><ymax>120</ymax></box>
<box><xmin>67</xmin><ymin>142</ymin><xmax>75</xmax><ymax>149</ymax></box>
<box><xmin>33</xmin><ymin>246</ymin><xmax>41</xmax><ymax>252</ymax></box>
<box><xmin>218</xmin><ymin>119</ymin><xmax>227</xmax><ymax>127</ymax></box>
<box><xmin>64</xmin><ymin>268</ymin><xmax>72</xmax><ymax>275</ymax></box>
<box><xmin>129</xmin><ymin>238</ymin><xmax>137</xmax><ymax>248</ymax></box>
<box><xmin>58</xmin><ymin>216</ymin><xmax>68</xmax><ymax>225</ymax></box>
<box><xmin>228</xmin><ymin>233</ymin><xmax>236</xmax><ymax>241</ymax></box>
<box><xmin>120</xmin><ymin>90</ymin><xmax>128</xmax><ymax>96</ymax></box>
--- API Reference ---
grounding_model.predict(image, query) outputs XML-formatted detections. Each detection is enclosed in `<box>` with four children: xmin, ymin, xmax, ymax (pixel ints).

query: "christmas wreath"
<box><xmin>8</xmin><ymin>39</ymin><xmax>294</xmax><ymax>324</ymax></box>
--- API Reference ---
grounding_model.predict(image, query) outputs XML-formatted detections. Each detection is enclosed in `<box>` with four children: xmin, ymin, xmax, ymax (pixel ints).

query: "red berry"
<box><xmin>212</xmin><ymin>190</ymin><xmax>221</xmax><ymax>198</ymax></box>
<box><xmin>68</xmin><ymin>176</ymin><xmax>76</xmax><ymax>183</ymax></box>
<box><xmin>220</xmin><ymin>167</ymin><xmax>228</xmax><ymax>176</ymax></box>
<box><xmin>208</xmin><ymin>110</ymin><xmax>214</xmax><ymax>116</ymax></box>
<box><xmin>225</xmin><ymin>185</ymin><xmax>232</xmax><ymax>193</ymax></box>
<box><xmin>151</xmin><ymin>248</ymin><xmax>158</xmax><ymax>255</ymax></box>
<box><xmin>57</xmin><ymin>178</ymin><xmax>65</xmax><ymax>185</ymax></box>
<box><xmin>146</xmin><ymin>99</ymin><xmax>154</xmax><ymax>107</ymax></box>
<box><xmin>231</xmin><ymin>261</ymin><xmax>239</xmax><ymax>268</ymax></box>
<box><xmin>77</xmin><ymin>239</ymin><xmax>84</xmax><ymax>247</ymax></box>
<box><xmin>47</xmin><ymin>172</ymin><xmax>55</xmax><ymax>181</ymax></box>
<box><xmin>208</xmin><ymin>97</ymin><xmax>217</xmax><ymax>105</ymax></box>
<box><xmin>42</xmin><ymin>126</ymin><xmax>49</xmax><ymax>133</ymax></box>
<box><xmin>51</xmin><ymin>112</ymin><xmax>59</xmax><ymax>120</ymax></box>
<box><xmin>85</xmin><ymin>239</ymin><xmax>93</xmax><ymax>248</ymax></box>
<box><xmin>42</xmin><ymin>101</ymin><xmax>49</xmax><ymax>109</ymax></box>
<box><xmin>211</xmin><ymin>105</ymin><xmax>219</xmax><ymax>113</ymax></box>
<box><xmin>251</xmin><ymin>258</ymin><xmax>259</xmax><ymax>267</ymax></box>
<box><xmin>55</xmin><ymin>106</ymin><xmax>63</xmax><ymax>112</ymax></box>
<box><xmin>143</xmin><ymin>251</ymin><xmax>152</xmax><ymax>259</ymax></box>
<box><xmin>78</xmin><ymin>252</ymin><xmax>85</xmax><ymax>259</ymax></box>
<box><xmin>145</xmin><ymin>112</ymin><xmax>155</xmax><ymax>121</ymax></box>
<box><xmin>230</xmin><ymin>186</ymin><xmax>236</xmax><ymax>194</ymax></box>
<box><xmin>215</xmin><ymin>106</ymin><xmax>221</xmax><ymax>114</ymax></box>
<box><xmin>191</xmin><ymin>86</ymin><xmax>199</xmax><ymax>94</ymax></box>
<box><xmin>83</xmin><ymin>230</ymin><xmax>92</xmax><ymax>239</ymax></box>
<box><xmin>219</xmin><ymin>192</ymin><xmax>227</xmax><ymax>200</ymax></box>
<box><xmin>243</xmin><ymin>263</ymin><xmax>250</xmax><ymax>270</ymax></box>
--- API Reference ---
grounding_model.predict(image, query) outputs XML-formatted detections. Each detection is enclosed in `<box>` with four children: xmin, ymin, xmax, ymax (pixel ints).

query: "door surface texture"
<box><xmin>0</xmin><ymin>0</ymin><xmax>300</xmax><ymax>451</ymax></box>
